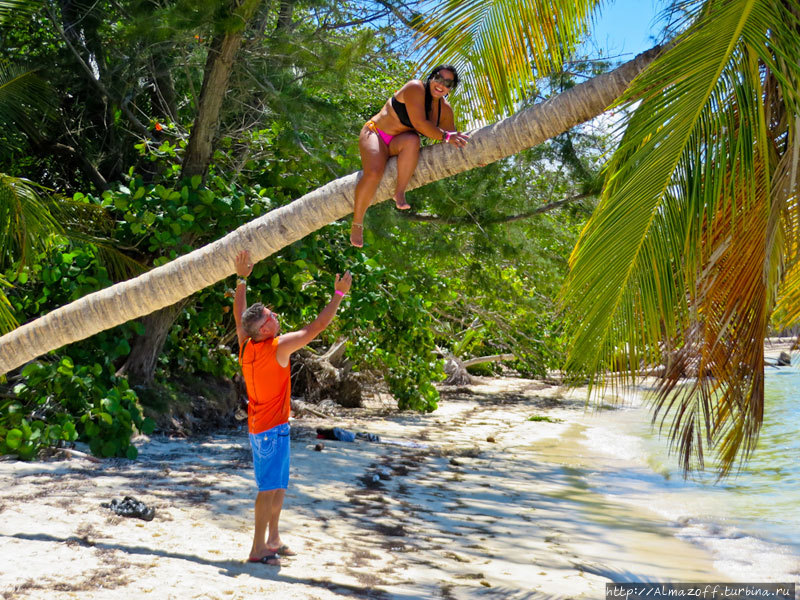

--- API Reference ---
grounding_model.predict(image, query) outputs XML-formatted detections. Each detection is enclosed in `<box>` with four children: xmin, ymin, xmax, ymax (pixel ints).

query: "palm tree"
<box><xmin>0</xmin><ymin>175</ymin><xmax>58</xmax><ymax>333</ymax></box>
<box><xmin>414</xmin><ymin>0</ymin><xmax>800</xmax><ymax>475</ymax></box>
<box><xmin>561</xmin><ymin>0</ymin><xmax>800</xmax><ymax>476</ymax></box>
<box><xmin>0</xmin><ymin>57</ymin><xmax>63</xmax><ymax>333</ymax></box>
<box><xmin>0</xmin><ymin>48</ymin><xmax>660</xmax><ymax>375</ymax></box>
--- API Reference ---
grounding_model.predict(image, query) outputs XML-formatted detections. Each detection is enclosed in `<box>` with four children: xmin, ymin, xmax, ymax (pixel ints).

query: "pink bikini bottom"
<box><xmin>366</xmin><ymin>120</ymin><xmax>394</xmax><ymax>146</ymax></box>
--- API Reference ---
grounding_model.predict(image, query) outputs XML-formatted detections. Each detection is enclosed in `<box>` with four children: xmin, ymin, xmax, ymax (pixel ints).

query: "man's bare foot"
<box><xmin>394</xmin><ymin>192</ymin><xmax>410</xmax><ymax>210</ymax></box>
<box><xmin>268</xmin><ymin>543</ymin><xmax>297</xmax><ymax>556</ymax></box>
<box><xmin>350</xmin><ymin>222</ymin><xmax>364</xmax><ymax>247</ymax></box>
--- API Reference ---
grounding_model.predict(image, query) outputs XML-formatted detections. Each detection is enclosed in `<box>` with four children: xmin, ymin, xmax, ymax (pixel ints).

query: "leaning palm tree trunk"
<box><xmin>0</xmin><ymin>47</ymin><xmax>661</xmax><ymax>376</ymax></box>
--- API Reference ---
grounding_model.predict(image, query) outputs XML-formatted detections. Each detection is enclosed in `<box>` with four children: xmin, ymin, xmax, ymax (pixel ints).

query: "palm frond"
<box><xmin>0</xmin><ymin>276</ymin><xmax>17</xmax><ymax>335</ymax></box>
<box><xmin>775</xmin><ymin>260</ymin><xmax>800</xmax><ymax>331</ymax></box>
<box><xmin>773</xmin><ymin>119</ymin><xmax>800</xmax><ymax>328</ymax></box>
<box><xmin>0</xmin><ymin>0</ymin><xmax>40</xmax><ymax>22</ymax></box>
<box><xmin>0</xmin><ymin>174</ymin><xmax>62</xmax><ymax>271</ymax></box>
<box><xmin>413</xmin><ymin>0</ymin><xmax>602</xmax><ymax>123</ymax></box>
<box><xmin>43</xmin><ymin>196</ymin><xmax>148</xmax><ymax>282</ymax></box>
<box><xmin>0</xmin><ymin>60</ymin><xmax>56</xmax><ymax>140</ymax></box>
<box><xmin>562</xmin><ymin>0</ymin><xmax>800</xmax><ymax>475</ymax></box>
<box><xmin>1</xmin><ymin>176</ymin><xmax>145</xmax><ymax>303</ymax></box>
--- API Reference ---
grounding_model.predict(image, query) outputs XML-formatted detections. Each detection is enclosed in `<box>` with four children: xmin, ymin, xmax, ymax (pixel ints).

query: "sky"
<box><xmin>586</xmin><ymin>0</ymin><xmax>667</xmax><ymax>58</ymax></box>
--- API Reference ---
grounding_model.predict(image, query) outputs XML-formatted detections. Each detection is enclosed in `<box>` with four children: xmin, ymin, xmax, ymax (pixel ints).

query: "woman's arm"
<box><xmin>437</xmin><ymin>101</ymin><xmax>470</xmax><ymax>147</ymax></box>
<box><xmin>402</xmin><ymin>82</ymin><xmax>469</xmax><ymax>147</ymax></box>
<box><xmin>438</xmin><ymin>102</ymin><xmax>457</xmax><ymax>131</ymax></box>
<box><xmin>401</xmin><ymin>81</ymin><xmax>447</xmax><ymax>140</ymax></box>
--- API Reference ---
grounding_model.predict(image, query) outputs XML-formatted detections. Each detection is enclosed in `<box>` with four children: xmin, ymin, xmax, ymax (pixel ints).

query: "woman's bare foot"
<box><xmin>394</xmin><ymin>192</ymin><xmax>410</xmax><ymax>210</ymax></box>
<box><xmin>350</xmin><ymin>222</ymin><xmax>364</xmax><ymax>247</ymax></box>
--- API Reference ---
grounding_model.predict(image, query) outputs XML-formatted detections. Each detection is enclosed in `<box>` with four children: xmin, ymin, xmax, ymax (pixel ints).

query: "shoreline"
<box><xmin>0</xmin><ymin>375</ymin><xmax>795</xmax><ymax>599</ymax></box>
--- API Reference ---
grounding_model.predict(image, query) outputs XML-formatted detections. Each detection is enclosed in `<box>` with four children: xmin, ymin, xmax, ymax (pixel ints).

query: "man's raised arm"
<box><xmin>276</xmin><ymin>271</ymin><xmax>352</xmax><ymax>364</ymax></box>
<box><xmin>233</xmin><ymin>250</ymin><xmax>254</xmax><ymax>348</ymax></box>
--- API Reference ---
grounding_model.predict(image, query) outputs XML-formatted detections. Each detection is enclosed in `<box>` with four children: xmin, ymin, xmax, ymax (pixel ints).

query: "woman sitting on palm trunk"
<box><xmin>350</xmin><ymin>65</ymin><xmax>470</xmax><ymax>247</ymax></box>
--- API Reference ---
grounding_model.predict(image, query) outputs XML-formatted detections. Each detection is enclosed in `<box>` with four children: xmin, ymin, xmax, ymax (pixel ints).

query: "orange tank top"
<box><xmin>239</xmin><ymin>336</ymin><xmax>291</xmax><ymax>434</ymax></box>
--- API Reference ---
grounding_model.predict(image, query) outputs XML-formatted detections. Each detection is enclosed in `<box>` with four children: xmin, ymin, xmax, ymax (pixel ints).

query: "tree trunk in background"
<box><xmin>119</xmin><ymin>0</ymin><xmax>263</xmax><ymax>384</ymax></box>
<box><xmin>0</xmin><ymin>46</ymin><xmax>663</xmax><ymax>376</ymax></box>
<box><xmin>275</xmin><ymin>0</ymin><xmax>294</xmax><ymax>32</ymax></box>
<box><xmin>181</xmin><ymin>0</ymin><xmax>263</xmax><ymax>180</ymax></box>
<box><xmin>116</xmin><ymin>301</ymin><xmax>187</xmax><ymax>386</ymax></box>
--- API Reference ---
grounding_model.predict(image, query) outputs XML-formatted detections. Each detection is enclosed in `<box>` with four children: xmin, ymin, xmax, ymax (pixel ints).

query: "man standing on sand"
<box><xmin>233</xmin><ymin>249</ymin><xmax>352</xmax><ymax>565</ymax></box>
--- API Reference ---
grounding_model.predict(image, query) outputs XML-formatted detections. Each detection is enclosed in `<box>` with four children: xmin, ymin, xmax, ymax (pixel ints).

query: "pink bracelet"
<box><xmin>335</xmin><ymin>290</ymin><xmax>345</xmax><ymax>297</ymax></box>
<box><xmin>444</xmin><ymin>131</ymin><xmax>451</xmax><ymax>143</ymax></box>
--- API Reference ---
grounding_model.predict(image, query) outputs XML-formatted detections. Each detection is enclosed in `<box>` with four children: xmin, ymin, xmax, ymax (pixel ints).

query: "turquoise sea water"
<box><xmin>578</xmin><ymin>365</ymin><xmax>800</xmax><ymax>582</ymax></box>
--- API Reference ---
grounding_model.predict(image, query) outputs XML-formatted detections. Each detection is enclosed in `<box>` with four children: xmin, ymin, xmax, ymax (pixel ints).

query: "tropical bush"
<box><xmin>2</xmin><ymin>358</ymin><xmax>154</xmax><ymax>460</ymax></box>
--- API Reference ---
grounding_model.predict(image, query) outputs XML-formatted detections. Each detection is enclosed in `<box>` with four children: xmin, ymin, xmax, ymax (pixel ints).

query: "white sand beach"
<box><xmin>0</xmin><ymin>368</ymin><xmax>794</xmax><ymax>600</ymax></box>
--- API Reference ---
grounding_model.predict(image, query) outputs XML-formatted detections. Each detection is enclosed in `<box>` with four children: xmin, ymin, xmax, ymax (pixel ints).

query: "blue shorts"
<box><xmin>249</xmin><ymin>422</ymin><xmax>290</xmax><ymax>491</ymax></box>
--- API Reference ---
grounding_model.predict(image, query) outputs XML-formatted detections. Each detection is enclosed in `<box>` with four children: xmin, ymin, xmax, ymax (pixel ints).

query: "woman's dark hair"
<box><xmin>424</xmin><ymin>64</ymin><xmax>459</xmax><ymax>119</ymax></box>
<box><xmin>426</xmin><ymin>64</ymin><xmax>460</xmax><ymax>90</ymax></box>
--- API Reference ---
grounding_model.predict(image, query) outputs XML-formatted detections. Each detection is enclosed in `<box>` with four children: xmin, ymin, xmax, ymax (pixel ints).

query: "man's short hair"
<box><xmin>241</xmin><ymin>302</ymin><xmax>266</xmax><ymax>338</ymax></box>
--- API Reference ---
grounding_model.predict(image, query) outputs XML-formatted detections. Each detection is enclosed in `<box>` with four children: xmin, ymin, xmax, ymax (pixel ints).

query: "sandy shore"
<box><xmin>0</xmin><ymin>372</ymin><xmax>788</xmax><ymax>600</ymax></box>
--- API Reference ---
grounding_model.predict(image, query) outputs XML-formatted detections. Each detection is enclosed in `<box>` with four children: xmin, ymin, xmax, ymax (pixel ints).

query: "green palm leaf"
<box><xmin>0</xmin><ymin>275</ymin><xmax>16</xmax><ymax>333</ymax></box>
<box><xmin>0</xmin><ymin>175</ymin><xmax>59</xmax><ymax>334</ymax></box>
<box><xmin>0</xmin><ymin>60</ymin><xmax>56</xmax><ymax>141</ymax></box>
<box><xmin>0</xmin><ymin>174</ymin><xmax>61</xmax><ymax>271</ymax></box>
<box><xmin>562</xmin><ymin>0</ymin><xmax>800</xmax><ymax>475</ymax></box>
<box><xmin>413</xmin><ymin>0</ymin><xmax>602</xmax><ymax>122</ymax></box>
<box><xmin>0</xmin><ymin>0</ymin><xmax>40</xmax><ymax>21</ymax></box>
<box><xmin>0</xmin><ymin>175</ymin><xmax>146</xmax><ymax>334</ymax></box>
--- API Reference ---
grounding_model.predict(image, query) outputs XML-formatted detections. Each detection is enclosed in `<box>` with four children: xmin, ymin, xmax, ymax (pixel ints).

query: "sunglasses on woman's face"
<box><xmin>432</xmin><ymin>74</ymin><xmax>455</xmax><ymax>89</ymax></box>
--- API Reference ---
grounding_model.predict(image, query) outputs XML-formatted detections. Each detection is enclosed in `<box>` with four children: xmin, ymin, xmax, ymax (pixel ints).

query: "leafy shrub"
<box><xmin>2</xmin><ymin>358</ymin><xmax>154</xmax><ymax>460</ymax></box>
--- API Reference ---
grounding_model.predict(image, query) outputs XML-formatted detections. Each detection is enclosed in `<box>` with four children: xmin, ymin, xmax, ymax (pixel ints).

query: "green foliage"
<box><xmin>527</xmin><ymin>415</ymin><xmax>562</xmax><ymax>423</ymax></box>
<box><xmin>339</xmin><ymin>256</ymin><xmax>447</xmax><ymax>411</ymax></box>
<box><xmin>0</xmin><ymin>59</ymin><xmax>56</xmax><ymax>141</ymax></box>
<box><xmin>0</xmin><ymin>1</ymin><xmax>41</xmax><ymax>22</ymax></box>
<box><xmin>413</xmin><ymin>0</ymin><xmax>603</xmax><ymax>123</ymax></box>
<box><xmin>2</xmin><ymin>242</ymin><xmax>153</xmax><ymax>459</ymax></box>
<box><xmin>0</xmin><ymin>0</ymin><xmax>607</xmax><ymax>447</ymax></box>
<box><xmin>2</xmin><ymin>358</ymin><xmax>154</xmax><ymax>460</ymax></box>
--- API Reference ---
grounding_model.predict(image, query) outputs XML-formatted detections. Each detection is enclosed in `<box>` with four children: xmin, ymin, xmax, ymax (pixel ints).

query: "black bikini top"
<box><xmin>391</xmin><ymin>82</ymin><xmax>442</xmax><ymax>131</ymax></box>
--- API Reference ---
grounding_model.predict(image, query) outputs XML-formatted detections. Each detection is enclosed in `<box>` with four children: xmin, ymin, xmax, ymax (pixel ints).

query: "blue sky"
<box><xmin>587</xmin><ymin>0</ymin><xmax>666</xmax><ymax>58</ymax></box>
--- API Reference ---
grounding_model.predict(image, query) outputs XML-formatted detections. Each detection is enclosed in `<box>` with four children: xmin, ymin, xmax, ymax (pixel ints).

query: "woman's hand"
<box><xmin>444</xmin><ymin>131</ymin><xmax>470</xmax><ymax>148</ymax></box>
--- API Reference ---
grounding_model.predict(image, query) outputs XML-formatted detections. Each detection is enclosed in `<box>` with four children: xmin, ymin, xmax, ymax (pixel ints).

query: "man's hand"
<box><xmin>275</xmin><ymin>270</ymin><xmax>354</xmax><ymax>364</ymax></box>
<box><xmin>235</xmin><ymin>250</ymin><xmax>254</xmax><ymax>278</ymax></box>
<box><xmin>335</xmin><ymin>271</ymin><xmax>352</xmax><ymax>296</ymax></box>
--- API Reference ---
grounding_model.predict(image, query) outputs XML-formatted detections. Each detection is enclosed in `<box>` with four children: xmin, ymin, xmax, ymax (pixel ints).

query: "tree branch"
<box><xmin>462</xmin><ymin>354</ymin><xmax>516</xmax><ymax>368</ymax></box>
<box><xmin>45</xmin><ymin>5</ymin><xmax>151</xmax><ymax>138</ymax></box>
<box><xmin>50</xmin><ymin>142</ymin><xmax>109</xmax><ymax>191</ymax></box>
<box><xmin>319</xmin><ymin>10</ymin><xmax>391</xmax><ymax>30</ymax></box>
<box><xmin>402</xmin><ymin>192</ymin><xmax>594</xmax><ymax>225</ymax></box>
<box><xmin>374</xmin><ymin>0</ymin><xmax>427</xmax><ymax>34</ymax></box>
